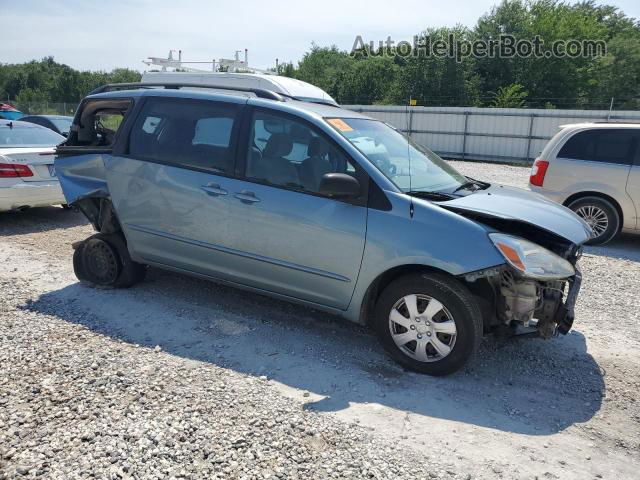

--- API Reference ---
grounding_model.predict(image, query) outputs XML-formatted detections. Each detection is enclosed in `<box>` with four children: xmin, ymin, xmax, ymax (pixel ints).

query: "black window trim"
<box><xmin>235</xmin><ymin>105</ymin><xmax>371</xmax><ymax>207</ymax></box>
<box><xmin>58</xmin><ymin>97</ymin><xmax>135</xmax><ymax>156</ymax></box>
<box><xmin>118</xmin><ymin>95</ymin><xmax>246</xmax><ymax>179</ymax></box>
<box><xmin>558</xmin><ymin>128</ymin><xmax>639</xmax><ymax>166</ymax></box>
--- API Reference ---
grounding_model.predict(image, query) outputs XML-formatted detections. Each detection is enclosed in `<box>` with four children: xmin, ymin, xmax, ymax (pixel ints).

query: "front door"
<box><xmin>220</xmin><ymin>108</ymin><xmax>368</xmax><ymax>309</ymax></box>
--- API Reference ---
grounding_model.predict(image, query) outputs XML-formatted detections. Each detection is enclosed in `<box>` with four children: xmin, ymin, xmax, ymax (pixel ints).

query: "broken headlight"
<box><xmin>489</xmin><ymin>233</ymin><xmax>575</xmax><ymax>280</ymax></box>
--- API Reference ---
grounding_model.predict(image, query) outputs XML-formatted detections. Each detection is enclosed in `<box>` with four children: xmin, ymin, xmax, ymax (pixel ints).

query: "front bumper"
<box><xmin>0</xmin><ymin>181</ymin><xmax>66</xmax><ymax>211</ymax></box>
<box><xmin>555</xmin><ymin>265</ymin><xmax>582</xmax><ymax>335</ymax></box>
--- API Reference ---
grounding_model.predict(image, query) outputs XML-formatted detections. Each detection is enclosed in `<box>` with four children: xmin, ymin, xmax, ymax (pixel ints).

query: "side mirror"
<box><xmin>318</xmin><ymin>173</ymin><xmax>361</xmax><ymax>199</ymax></box>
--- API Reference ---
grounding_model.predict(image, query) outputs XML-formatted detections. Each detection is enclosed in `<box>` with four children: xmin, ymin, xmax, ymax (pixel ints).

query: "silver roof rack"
<box><xmin>89</xmin><ymin>82</ymin><xmax>285</xmax><ymax>102</ymax></box>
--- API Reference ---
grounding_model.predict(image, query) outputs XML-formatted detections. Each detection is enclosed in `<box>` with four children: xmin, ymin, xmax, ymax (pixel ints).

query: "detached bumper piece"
<box><xmin>555</xmin><ymin>265</ymin><xmax>582</xmax><ymax>335</ymax></box>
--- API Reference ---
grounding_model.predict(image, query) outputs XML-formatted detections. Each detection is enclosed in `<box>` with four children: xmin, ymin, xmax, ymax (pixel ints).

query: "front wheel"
<box><xmin>374</xmin><ymin>273</ymin><xmax>482</xmax><ymax>376</ymax></box>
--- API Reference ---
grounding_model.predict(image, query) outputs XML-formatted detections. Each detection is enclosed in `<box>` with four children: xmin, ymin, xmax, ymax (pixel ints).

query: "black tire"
<box><xmin>72</xmin><ymin>242</ymin><xmax>88</xmax><ymax>282</ymax></box>
<box><xmin>568</xmin><ymin>196</ymin><xmax>619</xmax><ymax>245</ymax></box>
<box><xmin>374</xmin><ymin>273</ymin><xmax>482</xmax><ymax>376</ymax></box>
<box><xmin>75</xmin><ymin>233</ymin><xmax>146</xmax><ymax>288</ymax></box>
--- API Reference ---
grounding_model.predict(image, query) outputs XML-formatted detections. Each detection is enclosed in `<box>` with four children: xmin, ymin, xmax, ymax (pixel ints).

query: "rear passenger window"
<box><xmin>193</xmin><ymin>117</ymin><xmax>234</xmax><ymax>147</ymax></box>
<box><xmin>128</xmin><ymin>98</ymin><xmax>239</xmax><ymax>174</ymax></box>
<box><xmin>558</xmin><ymin>129</ymin><xmax>637</xmax><ymax>165</ymax></box>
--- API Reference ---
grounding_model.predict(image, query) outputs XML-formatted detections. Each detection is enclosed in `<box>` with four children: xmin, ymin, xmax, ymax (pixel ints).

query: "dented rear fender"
<box><xmin>54</xmin><ymin>153</ymin><xmax>120</xmax><ymax>233</ymax></box>
<box><xmin>55</xmin><ymin>153</ymin><xmax>110</xmax><ymax>204</ymax></box>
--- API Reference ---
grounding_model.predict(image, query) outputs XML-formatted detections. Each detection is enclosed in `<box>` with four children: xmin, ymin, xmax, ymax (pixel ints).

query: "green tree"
<box><xmin>0</xmin><ymin>57</ymin><xmax>141</xmax><ymax>105</ymax></box>
<box><xmin>490</xmin><ymin>83</ymin><xmax>528</xmax><ymax>107</ymax></box>
<box><xmin>294</xmin><ymin>45</ymin><xmax>355</xmax><ymax>100</ymax></box>
<box><xmin>337</xmin><ymin>56</ymin><xmax>398</xmax><ymax>104</ymax></box>
<box><xmin>390</xmin><ymin>26</ymin><xmax>481</xmax><ymax>106</ymax></box>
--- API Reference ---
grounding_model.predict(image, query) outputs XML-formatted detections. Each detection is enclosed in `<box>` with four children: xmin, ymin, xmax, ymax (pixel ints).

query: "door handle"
<box><xmin>200</xmin><ymin>183</ymin><xmax>228</xmax><ymax>196</ymax></box>
<box><xmin>234</xmin><ymin>190</ymin><xmax>261</xmax><ymax>204</ymax></box>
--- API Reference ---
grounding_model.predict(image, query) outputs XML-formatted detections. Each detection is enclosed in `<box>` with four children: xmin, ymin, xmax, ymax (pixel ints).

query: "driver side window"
<box><xmin>245</xmin><ymin>110</ymin><xmax>360</xmax><ymax>194</ymax></box>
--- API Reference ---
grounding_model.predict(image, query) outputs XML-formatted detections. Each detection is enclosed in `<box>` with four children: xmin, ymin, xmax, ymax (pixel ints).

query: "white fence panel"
<box><xmin>344</xmin><ymin>105</ymin><xmax>640</xmax><ymax>164</ymax></box>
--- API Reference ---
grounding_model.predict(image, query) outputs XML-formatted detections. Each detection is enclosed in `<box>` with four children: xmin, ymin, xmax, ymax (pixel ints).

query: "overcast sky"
<box><xmin>2</xmin><ymin>0</ymin><xmax>639</xmax><ymax>72</ymax></box>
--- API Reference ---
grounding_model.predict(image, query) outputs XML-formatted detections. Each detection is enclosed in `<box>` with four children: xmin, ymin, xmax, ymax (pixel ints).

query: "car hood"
<box><xmin>439</xmin><ymin>184</ymin><xmax>592</xmax><ymax>245</ymax></box>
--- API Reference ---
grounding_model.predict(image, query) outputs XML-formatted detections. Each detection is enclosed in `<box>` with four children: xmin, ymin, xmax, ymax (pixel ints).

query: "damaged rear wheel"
<box><xmin>73</xmin><ymin>233</ymin><xmax>146</xmax><ymax>288</ymax></box>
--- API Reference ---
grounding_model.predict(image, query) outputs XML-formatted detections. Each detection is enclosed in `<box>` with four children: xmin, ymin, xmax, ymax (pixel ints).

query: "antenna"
<box><xmin>406</xmin><ymin>97</ymin><xmax>414</xmax><ymax>217</ymax></box>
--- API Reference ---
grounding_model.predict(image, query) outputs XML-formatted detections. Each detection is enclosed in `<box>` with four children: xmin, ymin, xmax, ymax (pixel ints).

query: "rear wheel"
<box><xmin>73</xmin><ymin>233</ymin><xmax>146</xmax><ymax>288</ymax></box>
<box><xmin>373</xmin><ymin>273</ymin><xmax>482</xmax><ymax>376</ymax></box>
<box><xmin>568</xmin><ymin>196</ymin><xmax>619</xmax><ymax>245</ymax></box>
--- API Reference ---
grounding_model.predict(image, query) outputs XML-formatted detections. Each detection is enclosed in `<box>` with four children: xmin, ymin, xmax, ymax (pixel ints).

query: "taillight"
<box><xmin>0</xmin><ymin>162</ymin><xmax>34</xmax><ymax>178</ymax></box>
<box><xmin>529</xmin><ymin>159</ymin><xmax>549</xmax><ymax>187</ymax></box>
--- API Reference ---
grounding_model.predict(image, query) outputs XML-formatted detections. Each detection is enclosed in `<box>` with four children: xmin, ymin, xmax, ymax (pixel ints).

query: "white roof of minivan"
<box><xmin>141</xmin><ymin>71</ymin><xmax>337</xmax><ymax>105</ymax></box>
<box><xmin>559</xmin><ymin>122</ymin><xmax>640</xmax><ymax>130</ymax></box>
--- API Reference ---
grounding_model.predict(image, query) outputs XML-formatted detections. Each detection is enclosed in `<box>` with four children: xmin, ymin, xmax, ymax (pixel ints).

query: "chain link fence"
<box><xmin>7</xmin><ymin>101</ymin><xmax>77</xmax><ymax>116</ymax></box>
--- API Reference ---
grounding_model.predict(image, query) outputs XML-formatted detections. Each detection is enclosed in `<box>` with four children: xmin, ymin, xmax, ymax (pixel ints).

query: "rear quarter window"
<box><xmin>62</xmin><ymin>98</ymin><xmax>133</xmax><ymax>149</ymax></box>
<box><xmin>558</xmin><ymin>129</ymin><xmax>638</xmax><ymax>165</ymax></box>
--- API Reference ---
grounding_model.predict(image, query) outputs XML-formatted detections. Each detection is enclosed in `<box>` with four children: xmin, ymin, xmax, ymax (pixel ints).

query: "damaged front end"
<box><xmin>493</xmin><ymin>264</ymin><xmax>582</xmax><ymax>338</ymax></box>
<box><xmin>459</xmin><ymin>213</ymin><xmax>585</xmax><ymax>339</ymax></box>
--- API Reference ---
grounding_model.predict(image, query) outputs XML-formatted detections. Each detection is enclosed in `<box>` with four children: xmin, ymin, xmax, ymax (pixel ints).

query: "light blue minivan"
<box><xmin>55</xmin><ymin>83</ymin><xmax>591</xmax><ymax>375</ymax></box>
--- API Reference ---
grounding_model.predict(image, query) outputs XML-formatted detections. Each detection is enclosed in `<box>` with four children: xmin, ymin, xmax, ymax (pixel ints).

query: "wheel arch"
<box><xmin>563</xmin><ymin>190</ymin><xmax>624</xmax><ymax>231</ymax></box>
<box><xmin>72</xmin><ymin>196</ymin><xmax>123</xmax><ymax>234</ymax></box>
<box><xmin>358</xmin><ymin>264</ymin><xmax>481</xmax><ymax>327</ymax></box>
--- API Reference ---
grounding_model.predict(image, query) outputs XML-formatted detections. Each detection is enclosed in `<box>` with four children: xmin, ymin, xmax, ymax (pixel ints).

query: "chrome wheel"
<box><xmin>388</xmin><ymin>294</ymin><xmax>457</xmax><ymax>363</ymax></box>
<box><xmin>575</xmin><ymin>205</ymin><xmax>609</xmax><ymax>237</ymax></box>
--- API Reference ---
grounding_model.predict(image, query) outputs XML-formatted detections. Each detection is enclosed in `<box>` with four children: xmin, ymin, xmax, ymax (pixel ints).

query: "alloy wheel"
<box><xmin>575</xmin><ymin>204</ymin><xmax>609</xmax><ymax>237</ymax></box>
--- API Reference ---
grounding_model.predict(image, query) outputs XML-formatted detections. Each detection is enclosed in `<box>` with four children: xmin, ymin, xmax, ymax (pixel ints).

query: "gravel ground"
<box><xmin>0</xmin><ymin>275</ymin><xmax>453</xmax><ymax>480</ymax></box>
<box><xmin>1</xmin><ymin>161</ymin><xmax>639</xmax><ymax>479</ymax></box>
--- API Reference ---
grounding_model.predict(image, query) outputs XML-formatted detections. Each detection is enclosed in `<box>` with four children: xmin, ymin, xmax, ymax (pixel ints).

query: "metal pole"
<box><xmin>461</xmin><ymin>112</ymin><xmax>469</xmax><ymax>160</ymax></box>
<box><xmin>607</xmin><ymin>97</ymin><xmax>614</xmax><ymax>121</ymax></box>
<box><xmin>525</xmin><ymin>114</ymin><xmax>535</xmax><ymax>162</ymax></box>
<box><xmin>408</xmin><ymin>106</ymin><xmax>414</xmax><ymax>139</ymax></box>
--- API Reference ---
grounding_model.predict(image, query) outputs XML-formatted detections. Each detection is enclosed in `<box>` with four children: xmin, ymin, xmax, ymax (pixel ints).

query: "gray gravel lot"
<box><xmin>1</xmin><ymin>160</ymin><xmax>639</xmax><ymax>479</ymax></box>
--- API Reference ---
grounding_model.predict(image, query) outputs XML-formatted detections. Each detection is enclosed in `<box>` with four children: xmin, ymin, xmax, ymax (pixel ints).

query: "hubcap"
<box><xmin>388</xmin><ymin>294</ymin><xmax>457</xmax><ymax>363</ymax></box>
<box><xmin>575</xmin><ymin>205</ymin><xmax>608</xmax><ymax>237</ymax></box>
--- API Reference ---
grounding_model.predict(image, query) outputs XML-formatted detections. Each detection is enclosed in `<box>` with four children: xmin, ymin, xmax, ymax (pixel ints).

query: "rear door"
<box><xmin>105</xmin><ymin>96</ymin><xmax>248</xmax><ymax>277</ymax></box>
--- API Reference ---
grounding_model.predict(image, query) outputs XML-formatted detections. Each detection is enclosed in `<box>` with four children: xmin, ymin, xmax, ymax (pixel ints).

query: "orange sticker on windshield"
<box><xmin>327</xmin><ymin>118</ymin><xmax>353</xmax><ymax>132</ymax></box>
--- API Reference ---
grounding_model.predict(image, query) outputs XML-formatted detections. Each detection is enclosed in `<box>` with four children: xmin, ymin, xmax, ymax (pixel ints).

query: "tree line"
<box><xmin>285</xmin><ymin>0</ymin><xmax>640</xmax><ymax>109</ymax></box>
<box><xmin>0</xmin><ymin>56</ymin><xmax>141</xmax><ymax>106</ymax></box>
<box><xmin>1</xmin><ymin>0</ymin><xmax>638</xmax><ymax>110</ymax></box>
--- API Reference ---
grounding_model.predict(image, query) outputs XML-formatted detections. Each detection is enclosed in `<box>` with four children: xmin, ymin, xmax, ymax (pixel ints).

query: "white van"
<box><xmin>141</xmin><ymin>72</ymin><xmax>338</xmax><ymax>106</ymax></box>
<box><xmin>529</xmin><ymin>123</ymin><xmax>640</xmax><ymax>244</ymax></box>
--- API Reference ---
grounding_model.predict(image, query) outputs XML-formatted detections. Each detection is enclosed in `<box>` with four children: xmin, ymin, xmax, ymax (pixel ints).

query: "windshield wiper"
<box><xmin>452</xmin><ymin>177</ymin><xmax>489</xmax><ymax>194</ymax></box>
<box><xmin>407</xmin><ymin>190</ymin><xmax>455</xmax><ymax>201</ymax></box>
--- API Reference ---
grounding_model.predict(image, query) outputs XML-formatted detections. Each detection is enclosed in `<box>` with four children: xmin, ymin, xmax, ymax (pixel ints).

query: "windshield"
<box><xmin>326</xmin><ymin>118</ymin><xmax>467</xmax><ymax>193</ymax></box>
<box><xmin>0</xmin><ymin>123</ymin><xmax>65</xmax><ymax>147</ymax></box>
